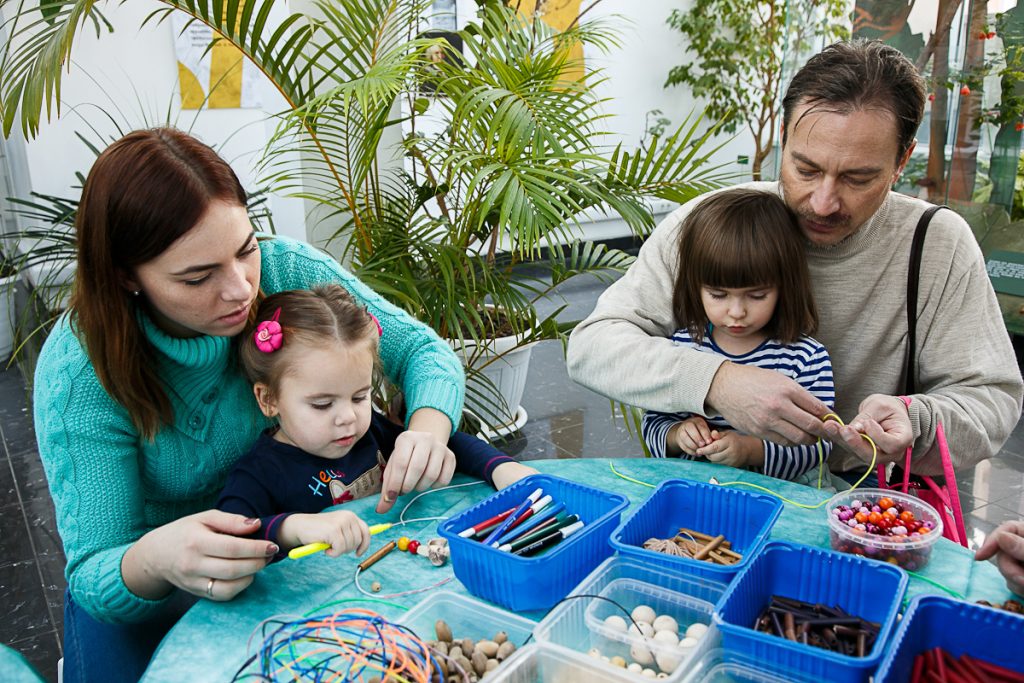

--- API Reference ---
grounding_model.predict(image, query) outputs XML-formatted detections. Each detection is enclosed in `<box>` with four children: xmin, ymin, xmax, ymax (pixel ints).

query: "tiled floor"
<box><xmin>1</xmin><ymin>271</ymin><xmax>1023</xmax><ymax>682</ymax></box>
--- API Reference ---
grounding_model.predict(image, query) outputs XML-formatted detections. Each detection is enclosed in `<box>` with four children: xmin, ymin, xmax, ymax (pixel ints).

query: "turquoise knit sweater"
<box><xmin>33</xmin><ymin>236</ymin><xmax>465</xmax><ymax>624</ymax></box>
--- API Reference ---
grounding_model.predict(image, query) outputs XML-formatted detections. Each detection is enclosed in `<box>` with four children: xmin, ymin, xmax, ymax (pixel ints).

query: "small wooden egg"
<box><xmin>685</xmin><ymin>623</ymin><xmax>709</xmax><ymax>640</ymax></box>
<box><xmin>627</xmin><ymin>663</ymin><xmax>643</xmax><ymax>673</ymax></box>
<box><xmin>604</xmin><ymin>615</ymin><xmax>628</xmax><ymax>632</ymax></box>
<box><xmin>630</xmin><ymin>643</ymin><xmax>654</xmax><ymax>665</ymax></box>
<box><xmin>655</xmin><ymin>651</ymin><xmax>680</xmax><ymax>674</ymax></box>
<box><xmin>631</xmin><ymin>605</ymin><xmax>657</xmax><ymax>624</ymax></box>
<box><xmin>678</xmin><ymin>636</ymin><xmax>699</xmax><ymax>651</ymax></box>
<box><xmin>653</xmin><ymin>630</ymin><xmax>679</xmax><ymax>646</ymax></box>
<box><xmin>610</xmin><ymin>655</ymin><xmax>628</xmax><ymax>668</ymax></box>
<box><xmin>652</xmin><ymin>615</ymin><xmax>679</xmax><ymax>634</ymax></box>
<box><xmin>642</xmin><ymin>668</ymin><xmax>657</xmax><ymax>678</ymax></box>
<box><xmin>628</xmin><ymin>622</ymin><xmax>655</xmax><ymax>638</ymax></box>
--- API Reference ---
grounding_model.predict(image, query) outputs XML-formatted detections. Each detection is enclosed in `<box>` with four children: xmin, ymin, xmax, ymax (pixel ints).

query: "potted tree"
<box><xmin>1</xmin><ymin>0</ymin><xmax>729</xmax><ymax>433</ymax></box>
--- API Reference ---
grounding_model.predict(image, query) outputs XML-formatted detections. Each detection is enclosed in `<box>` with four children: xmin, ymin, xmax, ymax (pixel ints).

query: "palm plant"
<box><xmin>1</xmin><ymin>0</ymin><xmax>731</xmax><ymax>428</ymax></box>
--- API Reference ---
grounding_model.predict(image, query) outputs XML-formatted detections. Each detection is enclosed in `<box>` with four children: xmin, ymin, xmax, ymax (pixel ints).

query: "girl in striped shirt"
<box><xmin>641</xmin><ymin>188</ymin><xmax>835</xmax><ymax>482</ymax></box>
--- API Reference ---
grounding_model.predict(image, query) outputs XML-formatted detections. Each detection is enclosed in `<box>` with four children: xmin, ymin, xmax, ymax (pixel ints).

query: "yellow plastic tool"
<box><xmin>287</xmin><ymin>523</ymin><xmax>394</xmax><ymax>560</ymax></box>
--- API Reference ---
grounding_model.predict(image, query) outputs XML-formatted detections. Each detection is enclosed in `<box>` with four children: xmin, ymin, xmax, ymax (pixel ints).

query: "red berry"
<box><xmin>928</xmin><ymin>93</ymin><xmax>936</xmax><ymax>102</ymax></box>
<box><xmin>988</xmin><ymin>31</ymin><xmax>996</xmax><ymax>39</ymax></box>
<box><xmin>1015</xmin><ymin>122</ymin><xmax>1024</xmax><ymax>131</ymax></box>
<box><xmin>960</xmin><ymin>85</ymin><xmax>972</xmax><ymax>96</ymax></box>
<box><xmin>979</xmin><ymin>31</ymin><xmax>988</xmax><ymax>39</ymax></box>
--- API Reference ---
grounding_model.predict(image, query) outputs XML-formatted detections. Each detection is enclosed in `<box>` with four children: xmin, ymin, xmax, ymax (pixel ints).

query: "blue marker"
<box><xmin>493</xmin><ymin>501</ymin><xmax>565</xmax><ymax>547</ymax></box>
<box><xmin>481</xmin><ymin>487</ymin><xmax>542</xmax><ymax>546</ymax></box>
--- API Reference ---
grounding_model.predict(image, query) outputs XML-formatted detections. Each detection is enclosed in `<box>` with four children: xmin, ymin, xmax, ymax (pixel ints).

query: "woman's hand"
<box><xmin>279</xmin><ymin>511</ymin><xmax>370</xmax><ymax>558</ymax></box>
<box><xmin>975</xmin><ymin>520</ymin><xmax>1024</xmax><ymax>598</ymax></box>
<box><xmin>377</xmin><ymin>407</ymin><xmax>456</xmax><ymax>513</ymax></box>
<box><xmin>121</xmin><ymin>510</ymin><xmax>278</xmax><ymax>602</ymax></box>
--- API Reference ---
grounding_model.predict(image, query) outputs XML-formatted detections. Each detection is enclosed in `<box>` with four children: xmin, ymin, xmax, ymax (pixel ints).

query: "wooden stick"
<box><xmin>694</xmin><ymin>534</ymin><xmax>726</xmax><ymax>561</ymax></box>
<box><xmin>358</xmin><ymin>540</ymin><xmax>396</xmax><ymax>571</ymax></box>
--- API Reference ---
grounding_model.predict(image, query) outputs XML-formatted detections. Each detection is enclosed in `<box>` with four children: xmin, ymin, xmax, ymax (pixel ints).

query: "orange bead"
<box><xmin>878</xmin><ymin>497</ymin><xmax>895</xmax><ymax>510</ymax></box>
<box><xmin>855</xmin><ymin>512</ymin><xmax>869</xmax><ymax>524</ymax></box>
<box><xmin>868</xmin><ymin>512</ymin><xmax>882</xmax><ymax>525</ymax></box>
<box><xmin>899</xmin><ymin>510</ymin><xmax>915</xmax><ymax>523</ymax></box>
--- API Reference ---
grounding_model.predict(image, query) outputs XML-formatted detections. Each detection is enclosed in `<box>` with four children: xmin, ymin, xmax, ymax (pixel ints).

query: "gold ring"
<box><xmin>206</xmin><ymin>578</ymin><xmax>215</xmax><ymax>598</ymax></box>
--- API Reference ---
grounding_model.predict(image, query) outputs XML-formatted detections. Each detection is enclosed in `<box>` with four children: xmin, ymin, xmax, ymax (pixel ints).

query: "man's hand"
<box><xmin>705</xmin><ymin>362</ymin><xmax>830</xmax><ymax>445</ymax></box>
<box><xmin>822</xmin><ymin>394</ymin><xmax>913</xmax><ymax>465</ymax></box>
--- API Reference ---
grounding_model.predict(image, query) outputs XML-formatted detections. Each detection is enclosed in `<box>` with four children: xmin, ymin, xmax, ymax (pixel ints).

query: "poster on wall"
<box><xmin>172</xmin><ymin>13</ymin><xmax>263</xmax><ymax>110</ymax></box>
<box><xmin>512</xmin><ymin>0</ymin><xmax>585</xmax><ymax>81</ymax></box>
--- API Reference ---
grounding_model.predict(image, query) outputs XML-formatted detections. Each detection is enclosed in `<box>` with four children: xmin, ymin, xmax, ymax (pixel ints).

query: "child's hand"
<box><xmin>670</xmin><ymin>416</ymin><xmax>713</xmax><ymax>456</ymax></box>
<box><xmin>280</xmin><ymin>511</ymin><xmax>371</xmax><ymax>557</ymax></box>
<box><xmin>491</xmin><ymin>461</ymin><xmax>539</xmax><ymax>490</ymax></box>
<box><xmin>697</xmin><ymin>431</ymin><xmax>763</xmax><ymax>469</ymax></box>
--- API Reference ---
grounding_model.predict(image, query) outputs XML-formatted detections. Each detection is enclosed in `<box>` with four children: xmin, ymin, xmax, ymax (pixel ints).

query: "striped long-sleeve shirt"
<box><xmin>641</xmin><ymin>327</ymin><xmax>835</xmax><ymax>481</ymax></box>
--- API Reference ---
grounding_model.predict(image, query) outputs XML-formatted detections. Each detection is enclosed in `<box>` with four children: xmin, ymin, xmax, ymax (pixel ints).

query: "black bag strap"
<box><xmin>905</xmin><ymin>204</ymin><xmax>948</xmax><ymax>396</ymax></box>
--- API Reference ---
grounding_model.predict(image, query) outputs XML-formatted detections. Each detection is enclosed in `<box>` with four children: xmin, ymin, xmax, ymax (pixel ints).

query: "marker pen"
<box><xmin>457</xmin><ymin>505</ymin><xmax>518</xmax><ymax>538</ymax></box>
<box><xmin>481</xmin><ymin>488</ymin><xmax>543</xmax><ymax>545</ymax></box>
<box><xmin>512</xmin><ymin>520</ymin><xmax>585</xmax><ymax>557</ymax></box>
<box><xmin>500</xmin><ymin>513</ymin><xmax>579</xmax><ymax>553</ymax></box>
<box><xmin>493</xmin><ymin>502</ymin><xmax>565</xmax><ymax>547</ymax></box>
<box><xmin>489</xmin><ymin>495</ymin><xmax>553</xmax><ymax>547</ymax></box>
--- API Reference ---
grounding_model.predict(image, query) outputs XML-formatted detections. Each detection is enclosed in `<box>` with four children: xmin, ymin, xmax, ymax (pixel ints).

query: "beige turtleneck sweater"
<box><xmin>567</xmin><ymin>182</ymin><xmax>1023</xmax><ymax>475</ymax></box>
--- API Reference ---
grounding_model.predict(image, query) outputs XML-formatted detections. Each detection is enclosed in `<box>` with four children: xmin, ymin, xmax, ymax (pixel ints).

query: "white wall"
<box><xmin>3</xmin><ymin>1</ymin><xmax>307</xmax><ymax>242</ymax></box>
<box><xmin>6</xmin><ymin>0</ymin><xmax>789</xmax><ymax>247</ymax></box>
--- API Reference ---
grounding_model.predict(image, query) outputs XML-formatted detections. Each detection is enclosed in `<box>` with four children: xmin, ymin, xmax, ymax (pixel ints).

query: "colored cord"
<box><xmin>611</xmin><ymin>414</ymin><xmax>878</xmax><ymax>510</ymax></box>
<box><xmin>522</xmin><ymin>593</ymin><xmax>645</xmax><ymax>646</ymax></box>
<box><xmin>232</xmin><ymin>608</ymin><xmax>438</xmax><ymax>682</ymax></box>
<box><xmin>353</xmin><ymin>566</ymin><xmax>454</xmax><ymax>600</ymax></box>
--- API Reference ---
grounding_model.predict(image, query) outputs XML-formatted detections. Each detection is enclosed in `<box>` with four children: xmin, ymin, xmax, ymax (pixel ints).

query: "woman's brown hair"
<box><xmin>239</xmin><ymin>285</ymin><xmax>381</xmax><ymax>398</ymax></box>
<box><xmin>672</xmin><ymin>188</ymin><xmax>818</xmax><ymax>345</ymax></box>
<box><xmin>71</xmin><ymin>127</ymin><xmax>248</xmax><ymax>439</ymax></box>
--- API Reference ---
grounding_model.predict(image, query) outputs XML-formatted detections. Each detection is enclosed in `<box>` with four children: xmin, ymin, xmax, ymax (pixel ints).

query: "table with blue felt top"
<box><xmin>141</xmin><ymin>458</ymin><xmax>1014</xmax><ymax>682</ymax></box>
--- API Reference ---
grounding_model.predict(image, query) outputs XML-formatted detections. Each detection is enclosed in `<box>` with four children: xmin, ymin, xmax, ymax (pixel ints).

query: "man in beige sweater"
<box><xmin>567</xmin><ymin>39</ymin><xmax>1023</xmax><ymax>477</ymax></box>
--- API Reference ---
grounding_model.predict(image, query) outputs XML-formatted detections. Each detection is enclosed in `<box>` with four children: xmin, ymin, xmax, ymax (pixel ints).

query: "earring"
<box><xmin>131</xmin><ymin>290</ymin><xmax>140</xmax><ymax>297</ymax></box>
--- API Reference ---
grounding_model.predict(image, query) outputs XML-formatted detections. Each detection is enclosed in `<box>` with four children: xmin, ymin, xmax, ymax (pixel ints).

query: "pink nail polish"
<box><xmin>266</xmin><ymin>544</ymin><xmax>279</xmax><ymax>556</ymax></box>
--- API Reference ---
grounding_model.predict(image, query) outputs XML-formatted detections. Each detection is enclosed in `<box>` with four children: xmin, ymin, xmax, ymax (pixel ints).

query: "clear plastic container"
<box><xmin>679</xmin><ymin>650</ymin><xmax>818</xmax><ymax>683</ymax></box>
<box><xmin>397</xmin><ymin>591</ymin><xmax>536</xmax><ymax>650</ymax></box>
<box><xmin>825</xmin><ymin>488</ymin><xmax>943</xmax><ymax>570</ymax></box>
<box><xmin>534</xmin><ymin>556</ymin><xmax>727</xmax><ymax>681</ymax></box>
<box><xmin>489</xmin><ymin>643</ymin><xmax>636</xmax><ymax>682</ymax></box>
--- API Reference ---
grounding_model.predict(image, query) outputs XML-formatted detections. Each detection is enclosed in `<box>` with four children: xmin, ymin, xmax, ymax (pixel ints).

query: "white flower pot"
<box><xmin>451</xmin><ymin>331</ymin><xmax>536</xmax><ymax>438</ymax></box>
<box><xmin>0</xmin><ymin>273</ymin><xmax>19</xmax><ymax>363</ymax></box>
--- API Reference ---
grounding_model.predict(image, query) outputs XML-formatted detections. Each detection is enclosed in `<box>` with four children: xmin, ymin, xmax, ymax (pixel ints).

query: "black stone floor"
<box><xmin>2</xmin><ymin>272</ymin><xmax>1023</xmax><ymax>682</ymax></box>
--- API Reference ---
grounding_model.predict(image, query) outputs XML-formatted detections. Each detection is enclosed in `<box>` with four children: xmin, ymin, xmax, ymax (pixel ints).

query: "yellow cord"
<box><xmin>610</xmin><ymin>413</ymin><xmax>878</xmax><ymax>509</ymax></box>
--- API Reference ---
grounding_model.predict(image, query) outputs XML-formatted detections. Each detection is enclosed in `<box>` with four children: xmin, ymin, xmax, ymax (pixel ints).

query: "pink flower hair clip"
<box><xmin>254</xmin><ymin>308</ymin><xmax>284</xmax><ymax>353</ymax></box>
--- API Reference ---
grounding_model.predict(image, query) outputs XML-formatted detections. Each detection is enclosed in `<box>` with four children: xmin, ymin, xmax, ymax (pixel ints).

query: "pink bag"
<box><xmin>875</xmin><ymin>403</ymin><xmax>968</xmax><ymax>548</ymax></box>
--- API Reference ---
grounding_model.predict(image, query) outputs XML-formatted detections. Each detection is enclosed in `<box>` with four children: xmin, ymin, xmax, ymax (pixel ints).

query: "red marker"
<box><xmin>458</xmin><ymin>505</ymin><xmax>518</xmax><ymax>538</ymax></box>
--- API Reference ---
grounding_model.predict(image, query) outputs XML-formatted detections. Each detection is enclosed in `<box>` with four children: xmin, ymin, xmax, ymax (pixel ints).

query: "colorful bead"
<box><xmin>397</xmin><ymin>536</ymin><xmax>410</xmax><ymax>552</ymax></box>
<box><xmin>408</xmin><ymin>540</ymin><xmax>420</xmax><ymax>555</ymax></box>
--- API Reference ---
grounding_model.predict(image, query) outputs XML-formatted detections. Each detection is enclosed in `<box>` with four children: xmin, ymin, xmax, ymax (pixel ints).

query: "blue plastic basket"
<box><xmin>875</xmin><ymin>595</ymin><xmax>1024</xmax><ymax>682</ymax></box>
<box><xmin>437</xmin><ymin>473</ymin><xmax>628</xmax><ymax>611</ymax></box>
<box><xmin>715</xmin><ymin>541</ymin><xmax>907</xmax><ymax>683</ymax></box>
<box><xmin>609</xmin><ymin>478</ymin><xmax>783</xmax><ymax>582</ymax></box>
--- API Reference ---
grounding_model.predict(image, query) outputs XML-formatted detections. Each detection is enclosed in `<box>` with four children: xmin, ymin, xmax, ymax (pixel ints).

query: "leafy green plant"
<box><xmin>1</xmin><ymin>0</ymin><xmax>731</xmax><ymax>429</ymax></box>
<box><xmin>664</xmin><ymin>0</ymin><xmax>849</xmax><ymax>180</ymax></box>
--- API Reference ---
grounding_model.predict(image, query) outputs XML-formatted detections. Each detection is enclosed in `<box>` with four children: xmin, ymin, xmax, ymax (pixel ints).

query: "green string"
<box><xmin>302</xmin><ymin>597</ymin><xmax>409</xmax><ymax>617</ymax></box>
